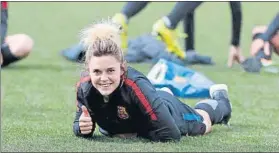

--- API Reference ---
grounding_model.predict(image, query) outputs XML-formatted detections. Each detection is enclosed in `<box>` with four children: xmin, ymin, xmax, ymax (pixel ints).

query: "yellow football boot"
<box><xmin>112</xmin><ymin>13</ymin><xmax>128</xmax><ymax>50</ymax></box>
<box><xmin>152</xmin><ymin>19</ymin><xmax>187</xmax><ymax>59</ymax></box>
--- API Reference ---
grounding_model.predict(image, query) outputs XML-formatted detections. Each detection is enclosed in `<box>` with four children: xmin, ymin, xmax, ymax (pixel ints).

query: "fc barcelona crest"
<box><xmin>117</xmin><ymin>106</ymin><xmax>129</xmax><ymax>119</ymax></box>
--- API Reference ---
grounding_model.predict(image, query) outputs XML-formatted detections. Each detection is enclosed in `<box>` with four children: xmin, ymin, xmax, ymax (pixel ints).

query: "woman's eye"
<box><xmin>108</xmin><ymin>69</ymin><xmax>115</xmax><ymax>73</ymax></box>
<box><xmin>93</xmin><ymin>70</ymin><xmax>101</xmax><ymax>74</ymax></box>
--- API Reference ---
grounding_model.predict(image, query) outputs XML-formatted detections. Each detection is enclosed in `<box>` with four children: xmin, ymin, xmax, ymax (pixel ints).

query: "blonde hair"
<box><xmin>79</xmin><ymin>18</ymin><xmax>124</xmax><ymax>67</ymax></box>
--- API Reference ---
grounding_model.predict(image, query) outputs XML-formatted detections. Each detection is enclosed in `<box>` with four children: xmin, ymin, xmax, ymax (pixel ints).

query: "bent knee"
<box><xmin>195</xmin><ymin>109</ymin><xmax>212</xmax><ymax>134</ymax></box>
<box><xmin>271</xmin><ymin>33</ymin><xmax>279</xmax><ymax>46</ymax></box>
<box><xmin>252</xmin><ymin>25</ymin><xmax>267</xmax><ymax>35</ymax></box>
<box><xmin>5</xmin><ymin>34</ymin><xmax>34</xmax><ymax>58</ymax></box>
<box><xmin>20</xmin><ymin>34</ymin><xmax>34</xmax><ymax>53</ymax></box>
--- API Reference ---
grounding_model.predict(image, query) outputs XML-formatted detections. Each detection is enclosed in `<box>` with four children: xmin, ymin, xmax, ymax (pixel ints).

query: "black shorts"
<box><xmin>1</xmin><ymin>9</ymin><xmax>8</xmax><ymax>45</ymax></box>
<box><xmin>158</xmin><ymin>90</ymin><xmax>206</xmax><ymax>136</ymax></box>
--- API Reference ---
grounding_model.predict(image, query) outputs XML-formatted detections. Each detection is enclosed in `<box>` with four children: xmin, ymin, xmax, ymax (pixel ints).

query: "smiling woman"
<box><xmin>72</xmin><ymin>18</ymin><xmax>233</xmax><ymax>142</ymax></box>
<box><xmin>79</xmin><ymin>20</ymin><xmax>126</xmax><ymax>96</ymax></box>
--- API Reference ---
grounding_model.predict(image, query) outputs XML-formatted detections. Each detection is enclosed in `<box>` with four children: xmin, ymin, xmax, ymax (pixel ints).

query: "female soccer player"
<box><xmin>73</xmin><ymin>19</ymin><xmax>232</xmax><ymax>142</ymax></box>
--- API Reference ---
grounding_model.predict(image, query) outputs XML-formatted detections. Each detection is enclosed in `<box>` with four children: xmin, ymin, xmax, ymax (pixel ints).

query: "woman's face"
<box><xmin>88</xmin><ymin>55</ymin><xmax>123</xmax><ymax>96</ymax></box>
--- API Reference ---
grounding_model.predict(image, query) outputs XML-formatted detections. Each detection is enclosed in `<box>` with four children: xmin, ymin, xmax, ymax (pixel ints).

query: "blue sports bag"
<box><xmin>147</xmin><ymin>59</ymin><xmax>214</xmax><ymax>98</ymax></box>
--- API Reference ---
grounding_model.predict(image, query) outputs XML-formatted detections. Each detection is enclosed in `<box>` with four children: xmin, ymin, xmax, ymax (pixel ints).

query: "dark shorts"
<box><xmin>158</xmin><ymin>90</ymin><xmax>206</xmax><ymax>136</ymax></box>
<box><xmin>1</xmin><ymin>9</ymin><xmax>8</xmax><ymax>45</ymax></box>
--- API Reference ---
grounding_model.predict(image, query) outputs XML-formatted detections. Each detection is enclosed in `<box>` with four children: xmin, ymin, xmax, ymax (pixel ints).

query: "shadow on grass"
<box><xmin>78</xmin><ymin>134</ymin><xmax>181</xmax><ymax>144</ymax></box>
<box><xmin>81</xmin><ymin>135</ymin><xmax>151</xmax><ymax>144</ymax></box>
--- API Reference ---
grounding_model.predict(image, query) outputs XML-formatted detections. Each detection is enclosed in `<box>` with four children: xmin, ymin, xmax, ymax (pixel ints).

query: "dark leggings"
<box><xmin>121</xmin><ymin>2</ymin><xmax>150</xmax><ymax>20</ymax></box>
<box><xmin>182</xmin><ymin>2</ymin><xmax>242</xmax><ymax>51</ymax></box>
<box><xmin>158</xmin><ymin>90</ymin><xmax>206</xmax><ymax>136</ymax></box>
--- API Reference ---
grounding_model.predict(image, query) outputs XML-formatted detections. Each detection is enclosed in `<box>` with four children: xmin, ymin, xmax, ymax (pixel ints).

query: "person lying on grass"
<box><xmin>250</xmin><ymin>12</ymin><xmax>279</xmax><ymax>64</ymax></box>
<box><xmin>72</xmin><ymin>19</ymin><xmax>232</xmax><ymax>142</ymax></box>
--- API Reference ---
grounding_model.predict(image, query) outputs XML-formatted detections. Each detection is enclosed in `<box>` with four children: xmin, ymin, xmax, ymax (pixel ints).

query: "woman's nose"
<box><xmin>100</xmin><ymin>73</ymin><xmax>109</xmax><ymax>81</ymax></box>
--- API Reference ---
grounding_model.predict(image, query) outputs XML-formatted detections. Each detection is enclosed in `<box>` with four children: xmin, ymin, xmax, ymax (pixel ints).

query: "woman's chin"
<box><xmin>99</xmin><ymin>89</ymin><xmax>113</xmax><ymax>96</ymax></box>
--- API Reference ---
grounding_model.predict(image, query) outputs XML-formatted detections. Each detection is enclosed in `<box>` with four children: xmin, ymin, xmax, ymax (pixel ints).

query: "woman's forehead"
<box><xmin>89</xmin><ymin>56</ymin><xmax>120</xmax><ymax>69</ymax></box>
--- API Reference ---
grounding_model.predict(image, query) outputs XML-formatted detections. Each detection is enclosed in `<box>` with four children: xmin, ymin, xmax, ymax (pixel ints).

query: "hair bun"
<box><xmin>80</xmin><ymin>19</ymin><xmax>122</xmax><ymax>50</ymax></box>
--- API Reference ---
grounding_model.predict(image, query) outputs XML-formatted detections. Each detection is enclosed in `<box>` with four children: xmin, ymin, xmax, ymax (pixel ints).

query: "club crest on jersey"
<box><xmin>117</xmin><ymin>106</ymin><xmax>129</xmax><ymax>119</ymax></box>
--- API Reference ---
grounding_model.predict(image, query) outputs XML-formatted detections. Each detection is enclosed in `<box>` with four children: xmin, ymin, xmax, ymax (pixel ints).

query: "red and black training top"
<box><xmin>73</xmin><ymin>66</ymin><xmax>181</xmax><ymax>142</ymax></box>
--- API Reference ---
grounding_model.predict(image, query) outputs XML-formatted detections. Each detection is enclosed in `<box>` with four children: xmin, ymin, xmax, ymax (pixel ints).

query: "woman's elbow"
<box><xmin>167</xmin><ymin>129</ymin><xmax>181</xmax><ymax>141</ymax></box>
<box><xmin>154</xmin><ymin>128</ymin><xmax>181</xmax><ymax>142</ymax></box>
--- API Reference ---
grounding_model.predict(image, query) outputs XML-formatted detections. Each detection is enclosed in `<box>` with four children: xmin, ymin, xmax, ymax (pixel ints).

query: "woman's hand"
<box><xmin>79</xmin><ymin>106</ymin><xmax>93</xmax><ymax>134</ymax></box>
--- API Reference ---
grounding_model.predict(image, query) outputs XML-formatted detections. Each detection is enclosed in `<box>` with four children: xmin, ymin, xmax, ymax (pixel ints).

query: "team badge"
<box><xmin>117</xmin><ymin>106</ymin><xmax>129</xmax><ymax>119</ymax></box>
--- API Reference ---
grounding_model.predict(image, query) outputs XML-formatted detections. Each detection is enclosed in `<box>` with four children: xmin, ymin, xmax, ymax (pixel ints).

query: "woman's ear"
<box><xmin>121</xmin><ymin>60</ymin><xmax>127</xmax><ymax>75</ymax></box>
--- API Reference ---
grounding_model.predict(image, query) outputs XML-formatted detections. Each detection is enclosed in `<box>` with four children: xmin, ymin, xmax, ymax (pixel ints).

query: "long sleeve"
<box><xmin>73</xmin><ymin>85</ymin><xmax>95</xmax><ymax>138</ymax></box>
<box><xmin>125</xmin><ymin>78</ymin><xmax>181</xmax><ymax>142</ymax></box>
<box><xmin>259</xmin><ymin>12</ymin><xmax>279</xmax><ymax>41</ymax></box>
<box><xmin>230</xmin><ymin>1</ymin><xmax>242</xmax><ymax>46</ymax></box>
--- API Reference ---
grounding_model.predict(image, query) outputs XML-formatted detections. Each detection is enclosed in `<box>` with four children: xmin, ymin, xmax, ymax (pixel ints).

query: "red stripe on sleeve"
<box><xmin>75</xmin><ymin>76</ymin><xmax>91</xmax><ymax>110</ymax></box>
<box><xmin>125</xmin><ymin>79</ymin><xmax>157</xmax><ymax>121</ymax></box>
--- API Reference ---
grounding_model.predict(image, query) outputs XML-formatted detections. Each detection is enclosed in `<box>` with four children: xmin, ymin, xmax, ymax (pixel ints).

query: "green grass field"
<box><xmin>1</xmin><ymin>2</ymin><xmax>279</xmax><ymax>152</ymax></box>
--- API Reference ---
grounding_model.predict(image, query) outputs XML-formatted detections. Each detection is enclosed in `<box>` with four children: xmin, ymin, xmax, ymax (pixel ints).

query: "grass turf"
<box><xmin>1</xmin><ymin>2</ymin><xmax>279</xmax><ymax>152</ymax></box>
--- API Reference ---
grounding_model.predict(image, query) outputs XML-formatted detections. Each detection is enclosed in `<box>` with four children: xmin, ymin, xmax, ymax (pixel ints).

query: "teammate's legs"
<box><xmin>152</xmin><ymin>2</ymin><xmax>202</xmax><ymax>59</ymax></box>
<box><xmin>229</xmin><ymin>2</ymin><xmax>242</xmax><ymax>47</ymax></box>
<box><xmin>121</xmin><ymin>2</ymin><xmax>150</xmax><ymax>20</ymax></box>
<box><xmin>113</xmin><ymin>2</ymin><xmax>150</xmax><ymax>49</ymax></box>
<box><xmin>251</xmin><ymin>25</ymin><xmax>274</xmax><ymax>66</ymax></box>
<box><xmin>182</xmin><ymin>11</ymin><xmax>213</xmax><ymax>65</ymax></box>
<box><xmin>1</xmin><ymin>8</ymin><xmax>8</xmax><ymax>66</ymax></box>
<box><xmin>1</xmin><ymin>5</ymin><xmax>33</xmax><ymax>67</ymax></box>
<box><xmin>183</xmin><ymin>12</ymin><xmax>195</xmax><ymax>51</ymax></box>
<box><xmin>1</xmin><ymin>34</ymin><xmax>34</xmax><ymax>67</ymax></box>
<box><xmin>1</xmin><ymin>9</ymin><xmax>8</xmax><ymax>45</ymax></box>
<box><xmin>165</xmin><ymin>2</ymin><xmax>202</xmax><ymax>29</ymax></box>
